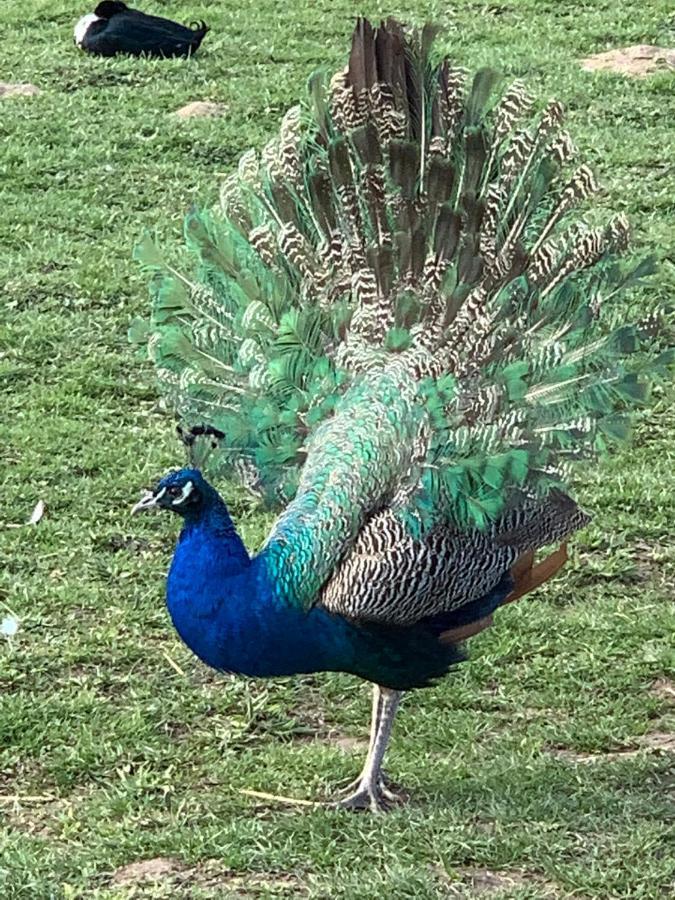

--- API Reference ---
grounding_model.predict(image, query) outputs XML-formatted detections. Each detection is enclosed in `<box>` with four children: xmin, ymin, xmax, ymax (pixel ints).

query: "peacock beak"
<box><xmin>131</xmin><ymin>490</ymin><xmax>161</xmax><ymax>515</ymax></box>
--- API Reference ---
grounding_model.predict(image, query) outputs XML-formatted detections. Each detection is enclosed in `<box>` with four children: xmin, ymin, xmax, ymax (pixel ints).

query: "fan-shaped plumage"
<box><xmin>131</xmin><ymin>18</ymin><xmax>672</xmax><ymax>811</ymax></box>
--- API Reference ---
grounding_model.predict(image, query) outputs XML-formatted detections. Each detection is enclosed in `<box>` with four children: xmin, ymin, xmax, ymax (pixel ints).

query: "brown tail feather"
<box><xmin>509</xmin><ymin>548</ymin><xmax>535</xmax><ymax>583</ymax></box>
<box><xmin>439</xmin><ymin>543</ymin><xmax>568</xmax><ymax>644</ymax></box>
<box><xmin>504</xmin><ymin>542</ymin><xmax>568</xmax><ymax>604</ymax></box>
<box><xmin>439</xmin><ymin>614</ymin><xmax>493</xmax><ymax>644</ymax></box>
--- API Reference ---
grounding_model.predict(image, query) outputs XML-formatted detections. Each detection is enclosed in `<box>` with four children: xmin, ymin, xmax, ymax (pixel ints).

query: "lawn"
<box><xmin>1</xmin><ymin>0</ymin><xmax>674</xmax><ymax>897</ymax></box>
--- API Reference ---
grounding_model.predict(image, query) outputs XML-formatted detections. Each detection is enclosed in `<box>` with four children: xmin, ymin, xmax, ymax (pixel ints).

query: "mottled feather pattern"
<box><xmin>322</xmin><ymin>492</ymin><xmax>589</xmax><ymax>625</ymax></box>
<box><xmin>492</xmin><ymin>80</ymin><xmax>533</xmax><ymax>143</ymax></box>
<box><xmin>134</xmin><ymin>18</ymin><xmax>671</xmax><ymax>623</ymax></box>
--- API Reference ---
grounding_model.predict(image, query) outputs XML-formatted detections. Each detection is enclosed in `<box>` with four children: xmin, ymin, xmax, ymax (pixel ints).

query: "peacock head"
<box><xmin>131</xmin><ymin>468</ymin><xmax>210</xmax><ymax>518</ymax></box>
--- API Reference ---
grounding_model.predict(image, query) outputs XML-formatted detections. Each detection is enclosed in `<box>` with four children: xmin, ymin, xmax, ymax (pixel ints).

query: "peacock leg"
<box><xmin>336</xmin><ymin>686</ymin><xmax>404</xmax><ymax>813</ymax></box>
<box><xmin>338</xmin><ymin>684</ymin><xmax>383</xmax><ymax>794</ymax></box>
<box><xmin>338</xmin><ymin>686</ymin><xmax>404</xmax><ymax>799</ymax></box>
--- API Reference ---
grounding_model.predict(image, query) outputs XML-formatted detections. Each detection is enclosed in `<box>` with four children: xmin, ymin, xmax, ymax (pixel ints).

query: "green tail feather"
<box><xmin>133</xmin><ymin>18</ymin><xmax>672</xmax><ymax>604</ymax></box>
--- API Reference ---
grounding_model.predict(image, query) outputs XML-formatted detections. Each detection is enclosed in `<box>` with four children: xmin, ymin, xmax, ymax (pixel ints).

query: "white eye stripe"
<box><xmin>171</xmin><ymin>480</ymin><xmax>195</xmax><ymax>505</ymax></box>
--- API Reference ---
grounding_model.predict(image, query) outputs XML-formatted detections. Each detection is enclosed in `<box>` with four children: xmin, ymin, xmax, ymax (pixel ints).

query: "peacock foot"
<box><xmin>333</xmin><ymin>773</ymin><xmax>408</xmax><ymax>813</ymax></box>
<box><xmin>337</xmin><ymin>770</ymin><xmax>397</xmax><ymax>796</ymax></box>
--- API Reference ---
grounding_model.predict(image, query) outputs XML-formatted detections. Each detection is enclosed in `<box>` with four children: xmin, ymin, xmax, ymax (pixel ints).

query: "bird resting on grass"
<box><xmin>131</xmin><ymin>18</ymin><xmax>672</xmax><ymax>811</ymax></box>
<box><xmin>74</xmin><ymin>2</ymin><xmax>208</xmax><ymax>58</ymax></box>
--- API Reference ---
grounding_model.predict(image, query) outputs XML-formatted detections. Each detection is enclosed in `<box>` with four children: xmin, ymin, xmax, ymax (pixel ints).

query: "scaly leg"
<box><xmin>338</xmin><ymin>685</ymin><xmax>383</xmax><ymax>794</ymax></box>
<box><xmin>338</xmin><ymin>686</ymin><xmax>403</xmax><ymax>800</ymax></box>
<box><xmin>337</xmin><ymin>685</ymin><xmax>404</xmax><ymax>813</ymax></box>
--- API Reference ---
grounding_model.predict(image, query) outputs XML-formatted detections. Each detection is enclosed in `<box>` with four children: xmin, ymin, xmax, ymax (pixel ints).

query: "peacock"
<box><xmin>130</xmin><ymin>18</ymin><xmax>672</xmax><ymax>812</ymax></box>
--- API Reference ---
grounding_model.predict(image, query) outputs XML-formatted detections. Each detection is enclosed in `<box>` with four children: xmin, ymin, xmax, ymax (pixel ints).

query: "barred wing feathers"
<box><xmin>321</xmin><ymin>490</ymin><xmax>589</xmax><ymax>626</ymax></box>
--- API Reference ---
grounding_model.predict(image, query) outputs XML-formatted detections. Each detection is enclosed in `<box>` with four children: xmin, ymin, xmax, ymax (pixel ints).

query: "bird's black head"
<box><xmin>94</xmin><ymin>1</ymin><xmax>128</xmax><ymax>18</ymax></box>
<box><xmin>131</xmin><ymin>468</ymin><xmax>209</xmax><ymax>518</ymax></box>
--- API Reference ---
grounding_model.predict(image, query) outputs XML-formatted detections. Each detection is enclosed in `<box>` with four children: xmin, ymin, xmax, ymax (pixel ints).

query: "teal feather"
<box><xmin>132</xmin><ymin>17</ymin><xmax>673</xmax><ymax>611</ymax></box>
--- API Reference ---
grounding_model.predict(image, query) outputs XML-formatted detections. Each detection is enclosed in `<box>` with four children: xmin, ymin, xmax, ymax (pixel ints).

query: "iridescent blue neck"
<box><xmin>178</xmin><ymin>481</ymin><xmax>246</xmax><ymax>544</ymax></box>
<box><xmin>164</xmin><ymin>489</ymin><xmax>353</xmax><ymax>677</ymax></box>
<box><xmin>163</xmin><ymin>483</ymin><xmax>471</xmax><ymax>689</ymax></box>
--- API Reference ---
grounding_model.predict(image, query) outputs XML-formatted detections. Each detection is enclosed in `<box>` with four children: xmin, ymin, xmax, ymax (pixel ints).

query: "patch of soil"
<box><xmin>550</xmin><ymin>731</ymin><xmax>675</xmax><ymax>763</ymax></box>
<box><xmin>99</xmin><ymin>533</ymin><xmax>152</xmax><ymax>554</ymax></box>
<box><xmin>580</xmin><ymin>45</ymin><xmax>675</xmax><ymax>77</ymax></box>
<box><xmin>6</xmin><ymin>805</ymin><xmax>60</xmax><ymax>841</ymax></box>
<box><xmin>641</xmin><ymin>732</ymin><xmax>675</xmax><ymax>753</ymax></box>
<box><xmin>332</xmin><ymin>734</ymin><xmax>370</xmax><ymax>753</ymax></box>
<box><xmin>284</xmin><ymin>701</ymin><xmax>329</xmax><ymax>740</ymax></box>
<box><xmin>651</xmin><ymin>679</ymin><xmax>675</xmax><ymax>704</ymax></box>
<box><xmin>631</xmin><ymin>539</ymin><xmax>673</xmax><ymax>587</ymax></box>
<box><xmin>437</xmin><ymin>865</ymin><xmax>559</xmax><ymax>897</ymax></box>
<box><xmin>286</xmin><ymin>711</ymin><xmax>369</xmax><ymax>751</ymax></box>
<box><xmin>0</xmin><ymin>82</ymin><xmax>40</xmax><ymax>98</ymax></box>
<box><xmin>173</xmin><ymin>101</ymin><xmax>227</xmax><ymax>119</ymax></box>
<box><xmin>161</xmin><ymin>718</ymin><xmax>191</xmax><ymax>740</ymax></box>
<box><xmin>112</xmin><ymin>857</ymin><xmax>184</xmax><ymax>885</ymax></box>
<box><xmin>209</xmin><ymin>871</ymin><xmax>307</xmax><ymax>896</ymax></box>
<box><xmin>110</xmin><ymin>857</ymin><xmax>307</xmax><ymax>895</ymax></box>
<box><xmin>4</xmin><ymin>784</ymin><xmax>93</xmax><ymax>842</ymax></box>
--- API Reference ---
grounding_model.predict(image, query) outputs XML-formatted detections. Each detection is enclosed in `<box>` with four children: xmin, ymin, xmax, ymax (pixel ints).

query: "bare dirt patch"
<box><xmin>110</xmin><ymin>857</ymin><xmax>307</xmax><ymax>894</ymax></box>
<box><xmin>173</xmin><ymin>101</ymin><xmax>227</xmax><ymax>119</ymax></box>
<box><xmin>550</xmin><ymin>731</ymin><xmax>675</xmax><ymax>763</ymax></box>
<box><xmin>580</xmin><ymin>45</ymin><xmax>675</xmax><ymax>77</ymax></box>
<box><xmin>631</xmin><ymin>539</ymin><xmax>674</xmax><ymax>588</ymax></box>
<box><xmin>437</xmin><ymin>865</ymin><xmax>559</xmax><ymax>897</ymax></box>
<box><xmin>99</xmin><ymin>533</ymin><xmax>152</xmax><ymax>554</ymax></box>
<box><xmin>4</xmin><ymin>784</ymin><xmax>94</xmax><ymax>841</ymax></box>
<box><xmin>112</xmin><ymin>857</ymin><xmax>183</xmax><ymax>885</ymax></box>
<box><xmin>0</xmin><ymin>82</ymin><xmax>40</xmax><ymax>98</ymax></box>
<box><xmin>332</xmin><ymin>734</ymin><xmax>370</xmax><ymax>753</ymax></box>
<box><xmin>209</xmin><ymin>871</ymin><xmax>307</xmax><ymax>896</ymax></box>
<box><xmin>650</xmin><ymin>679</ymin><xmax>675</xmax><ymax>704</ymax></box>
<box><xmin>640</xmin><ymin>732</ymin><xmax>675</xmax><ymax>753</ymax></box>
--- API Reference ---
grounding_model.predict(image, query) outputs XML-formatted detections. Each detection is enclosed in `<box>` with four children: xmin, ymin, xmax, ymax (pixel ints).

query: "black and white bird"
<box><xmin>74</xmin><ymin>2</ymin><xmax>209</xmax><ymax>58</ymax></box>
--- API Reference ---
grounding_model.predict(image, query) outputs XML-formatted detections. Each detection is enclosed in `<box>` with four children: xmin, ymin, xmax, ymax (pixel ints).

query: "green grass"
<box><xmin>1</xmin><ymin>1</ymin><xmax>674</xmax><ymax>897</ymax></box>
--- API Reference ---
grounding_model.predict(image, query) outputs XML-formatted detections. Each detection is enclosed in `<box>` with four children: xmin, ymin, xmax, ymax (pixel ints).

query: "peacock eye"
<box><xmin>166</xmin><ymin>485</ymin><xmax>180</xmax><ymax>497</ymax></box>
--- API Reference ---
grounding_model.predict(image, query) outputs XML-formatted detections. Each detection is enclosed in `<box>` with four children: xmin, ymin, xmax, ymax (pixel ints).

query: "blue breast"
<box><xmin>166</xmin><ymin>514</ymin><xmax>355</xmax><ymax>678</ymax></box>
<box><xmin>164</xmin><ymin>501</ymin><xmax>509</xmax><ymax>690</ymax></box>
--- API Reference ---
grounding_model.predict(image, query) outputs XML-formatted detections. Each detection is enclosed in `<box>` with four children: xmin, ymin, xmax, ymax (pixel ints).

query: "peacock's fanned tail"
<box><xmin>134</xmin><ymin>18</ymin><xmax>672</xmax><ymax>608</ymax></box>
